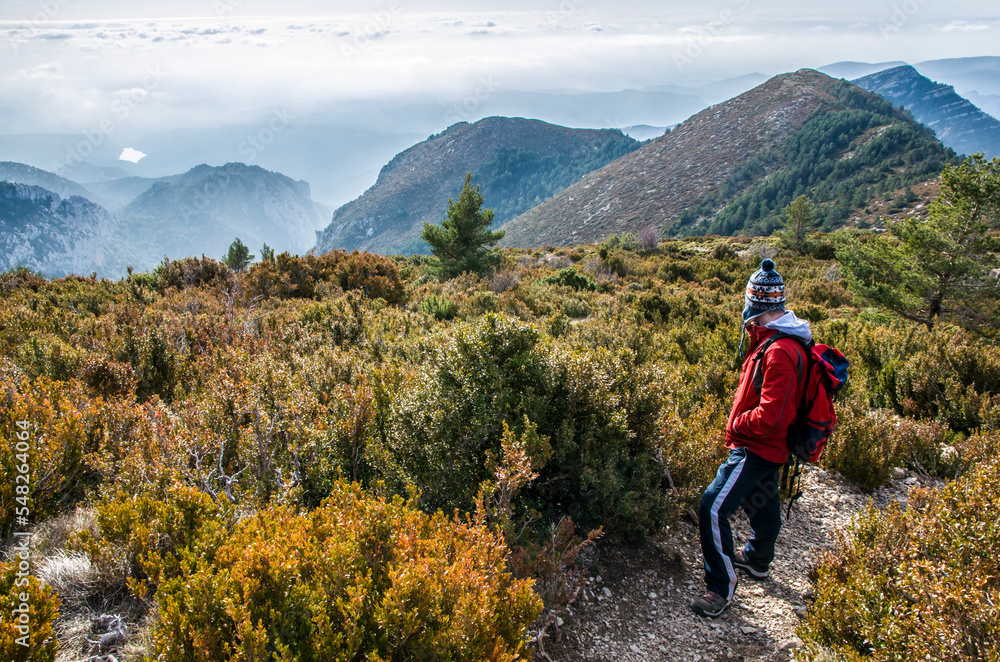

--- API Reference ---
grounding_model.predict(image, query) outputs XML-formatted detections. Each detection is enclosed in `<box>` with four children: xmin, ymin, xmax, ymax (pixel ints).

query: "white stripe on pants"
<box><xmin>710</xmin><ymin>455</ymin><xmax>746</xmax><ymax>600</ymax></box>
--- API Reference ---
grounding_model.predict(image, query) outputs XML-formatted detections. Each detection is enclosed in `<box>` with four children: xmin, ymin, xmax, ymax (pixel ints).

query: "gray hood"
<box><xmin>763</xmin><ymin>310</ymin><xmax>813</xmax><ymax>343</ymax></box>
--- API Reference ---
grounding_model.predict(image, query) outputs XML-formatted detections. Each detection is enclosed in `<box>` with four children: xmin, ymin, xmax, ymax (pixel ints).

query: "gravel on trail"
<box><xmin>534</xmin><ymin>465</ymin><xmax>917</xmax><ymax>662</ymax></box>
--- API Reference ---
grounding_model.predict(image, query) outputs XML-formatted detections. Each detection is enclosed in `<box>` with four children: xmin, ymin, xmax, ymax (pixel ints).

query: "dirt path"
<box><xmin>537</xmin><ymin>465</ymin><xmax>916</xmax><ymax>662</ymax></box>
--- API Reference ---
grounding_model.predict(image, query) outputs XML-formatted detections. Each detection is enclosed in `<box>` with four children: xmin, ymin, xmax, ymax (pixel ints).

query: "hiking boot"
<box><xmin>733</xmin><ymin>549</ymin><xmax>769</xmax><ymax>581</ymax></box>
<box><xmin>691</xmin><ymin>590</ymin><xmax>730</xmax><ymax>618</ymax></box>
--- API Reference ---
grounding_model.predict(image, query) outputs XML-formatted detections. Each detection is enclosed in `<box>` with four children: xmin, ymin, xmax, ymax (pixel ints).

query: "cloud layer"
<box><xmin>0</xmin><ymin>3</ymin><xmax>997</xmax><ymax>135</ymax></box>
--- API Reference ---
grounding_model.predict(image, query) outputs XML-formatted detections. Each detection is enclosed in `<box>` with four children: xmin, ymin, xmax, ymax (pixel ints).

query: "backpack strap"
<box><xmin>752</xmin><ymin>332</ymin><xmax>812</xmax><ymax>398</ymax></box>
<box><xmin>780</xmin><ymin>457</ymin><xmax>804</xmax><ymax>520</ymax></box>
<box><xmin>763</xmin><ymin>333</ymin><xmax>813</xmax><ymax>520</ymax></box>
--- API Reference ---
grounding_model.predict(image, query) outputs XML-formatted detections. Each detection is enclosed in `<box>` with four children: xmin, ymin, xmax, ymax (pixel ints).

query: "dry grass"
<box><xmin>27</xmin><ymin>509</ymin><xmax>153</xmax><ymax>662</ymax></box>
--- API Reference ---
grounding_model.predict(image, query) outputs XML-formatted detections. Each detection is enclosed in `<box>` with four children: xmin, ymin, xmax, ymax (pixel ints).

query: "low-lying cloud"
<box><xmin>0</xmin><ymin>7</ymin><xmax>996</xmax><ymax>136</ymax></box>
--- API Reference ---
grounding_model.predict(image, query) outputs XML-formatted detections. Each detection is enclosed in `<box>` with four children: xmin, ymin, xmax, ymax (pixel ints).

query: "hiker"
<box><xmin>691</xmin><ymin>259</ymin><xmax>812</xmax><ymax>618</ymax></box>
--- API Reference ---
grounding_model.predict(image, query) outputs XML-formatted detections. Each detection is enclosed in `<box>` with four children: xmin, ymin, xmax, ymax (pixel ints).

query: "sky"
<box><xmin>0</xmin><ymin>0</ymin><xmax>997</xmax><ymax>136</ymax></box>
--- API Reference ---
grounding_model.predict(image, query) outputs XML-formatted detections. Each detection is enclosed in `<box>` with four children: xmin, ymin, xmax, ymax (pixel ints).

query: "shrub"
<box><xmin>420</xmin><ymin>293</ymin><xmax>459</xmax><ymax>320</ymax></box>
<box><xmin>154</xmin><ymin>255</ymin><xmax>233</xmax><ymax>291</ymax></box>
<box><xmin>657</xmin><ymin>259</ymin><xmax>697</xmax><ymax>283</ymax></box>
<box><xmin>655</xmin><ymin>397</ymin><xmax>730</xmax><ymax>519</ymax></box>
<box><xmin>464</xmin><ymin>290</ymin><xmax>501</xmax><ymax>316</ymax></box>
<box><xmin>330</xmin><ymin>250</ymin><xmax>406</xmax><ymax>304</ymax></box>
<box><xmin>561</xmin><ymin>297</ymin><xmax>592</xmax><ymax>319</ymax></box>
<box><xmin>152</xmin><ymin>481</ymin><xmax>541</xmax><ymax>662</ymax></box>
<box><xmin>820</xmin><ymin>397</ymin><xmax>904</xmax><ymax>492</ymax></box>
<box><xmin>0</xmin><ymin>265</ymin><xmax>47</xmax><ymax>294</ymax></box>
<box><xmin>846</xmin><ymin>322</ymin><xmax>1000</xmax><ymax>432</ymax></box>
<box><xmin>71</xmin><ymin>484</ymin><xmax>235</xmax><ymax>597</ymax></box>
<box><xmin>388</xmin><ymin>314</ymin><xmax>671</xmax><ymax>538</ymax></box>
<box><xmin>544</xmin><ymin>267</ymin><xmax>597</xmax><ymax>291</ymax></box>
<box><xmin>14</xmin><ymin>333</ymin><xmax>82</xmax><ymax>381</ymax></box>
<box><xmin>798</xmin><ymin>460</ymin><xmax>1000</xmax><ymax>661</ymax></box>
<box><xmin>797</xmin><ymin>303</ymin><xmax>829</xmax><ymax>323</ymax></box>
<box><xmin>811</xmin><ymin>242</ymin><xmax>836</xmax><ymax>260</ymax></box>
<box><xmin>797</xmin><ymin>279</ymin><xmax>853</xmax><ymax>308</ymax></box>
<box><xmin>600</xmin><ymin>233</ymin><xmax>638</xmax><ymax>253</ymax></box>
<box><xmin>637</xmin><ymin>290</ymin><xmax>722</xmax><ymax>329</ymax></box>
<box><xmin>490</xmin><ymin>269</ymin><xmax>521</xmax><ymax>293</ymax></box>
<box><xmin>0</xmin><ymin>378</ymin><xmax>103</xmax><ymax>535</ymax></box>
<box><xmin>245</xmin><ymin>251</ymin><xmax>404</xmax><ymax>303</ymax></box>
<box><xmin>639</xmin><ymin>224</ymin><xmax>660</xmax><ymax>252</ymax></box>
<box><xmin>0</xmin><ymin>561</ymin><xmax>60</xmax><ymax>662</ymax></box>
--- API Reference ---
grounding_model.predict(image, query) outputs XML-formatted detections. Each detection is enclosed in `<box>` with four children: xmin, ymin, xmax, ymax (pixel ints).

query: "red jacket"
<box><xmin>725</xmin><ymin>324</ymin><xmax>808</xmax><ymax>464</ymax></box>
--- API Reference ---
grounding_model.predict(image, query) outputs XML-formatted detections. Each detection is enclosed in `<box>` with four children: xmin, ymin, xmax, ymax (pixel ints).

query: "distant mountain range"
<box><xmin>314</xmin><ymin>117</ymin><xmax>640</xmax><ymax>255</ymax></box>
<box><xmin>498</xmin><ymin>69</ymin><xmax>956</xmax><ymax>248</ymax></box>
<box><xmin>116</xmin><ymin>163</ymin><xmax>328</xmax><ymax>269</ymax></box>
<box><xmin>0</xmin><ymin>162</ymin><xmax>328</xmax><ymax>278</ymax></box>
<box><xmin>3</xmin><ymin>59</ymin><xmax>998</xmax><ymax>271</ymax></box>
<box><xmin>3</xmin><ymin>56</ymin><xmax>994</xmax><ymax>217</ymax></box>
<box><xmin>854</xmin><ymin>65</ymin><xmax>1000</xmax><ymax>158</ymax></box>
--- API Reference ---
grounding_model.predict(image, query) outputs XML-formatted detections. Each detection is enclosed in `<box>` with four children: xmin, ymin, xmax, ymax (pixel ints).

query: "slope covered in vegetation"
<box><xmin>501</xmin><ymin>70</ymin><xmax>957</xmax><ymax>247</ymax></box>
<box><xmin>1</xmin><ymin>225</ymin><xmax>998</xmax><ymax>659</ymax></box>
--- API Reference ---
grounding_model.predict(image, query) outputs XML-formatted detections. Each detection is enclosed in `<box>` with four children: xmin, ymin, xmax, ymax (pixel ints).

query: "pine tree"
<box><xmin>223</xmin><ymin>238</ymin><xmax>254</xmax><ymax>273</ymax></box>
<box><xmin>781</xmin><ymin>194</ymin><xmax>814</xmax><ymax>252</ymax></box>
<box><xmin>421</xmin><ymin>173</ymin><xmax>505</xmax><ymax>278</ymax></box>
<box><xmin>837</xmin><ymin>154</ymin><xmax>1000</xmax><ymax>331</ymax></box>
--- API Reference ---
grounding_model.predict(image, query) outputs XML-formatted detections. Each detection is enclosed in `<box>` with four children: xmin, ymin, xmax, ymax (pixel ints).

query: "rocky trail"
<box><xmin>536</xmin><ymin>465</ymin><xmax>919</xmax><ymax>662</ymax></box>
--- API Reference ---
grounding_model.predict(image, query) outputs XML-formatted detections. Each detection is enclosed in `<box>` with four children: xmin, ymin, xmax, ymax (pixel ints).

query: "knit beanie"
<box><xmin>743</xmin><ymin>259</ymin><xmax>785</xmax><ymax>322</ymax></box>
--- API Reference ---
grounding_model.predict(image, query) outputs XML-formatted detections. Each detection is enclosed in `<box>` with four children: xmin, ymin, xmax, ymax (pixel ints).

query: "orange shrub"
<box><xmin>246</xmin><ymin>251</ymin><xmax>404</xmax><ymax>303</ymax></box>
<box><xmin>154</xmin><ymin>255</ymin><xmax>234</xmax><ymax>291</ymax></box>
<box><xmin>0</xmin><ymin>561</ymin><xmax>60</xmax><ymax>662</ymax></box>
<box><xmin>152</xmin><ymin>481</ymin><xmax>541</xmax><ymax>662</ymax></box>
<box><xmin>0</xmin><ymin>377</ymin><xmax>103</xmax><ymax>535</ymax></box>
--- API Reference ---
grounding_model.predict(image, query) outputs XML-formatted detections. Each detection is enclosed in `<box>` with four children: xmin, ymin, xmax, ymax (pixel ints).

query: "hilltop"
<box><xmin>120</xmin><ymin>163</ymin><xmax>328</xmax><ymax>268</ymax></box>
<box><xmin>854</xmin><ymin>65</ymin><xmax>1000</xmax><ymax>158</ymax></box>
<box><xmin>313</xmin><ymin>117</ymin><xmax>640</xmax><ymax>255</ymax></box>
<box><xmin>499</xmin><ymin>69</ymin><xmax>956</xmax><ymax>248</ymax></box>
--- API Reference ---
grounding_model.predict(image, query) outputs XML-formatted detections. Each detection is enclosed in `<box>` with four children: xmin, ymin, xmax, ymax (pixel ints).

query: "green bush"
<box><xmin>152</xmin><ymin>481</ymin><xmax>541</xmax><ymax>662</ymax></box>
<box><xmin>811</xmin><ymin>242</ymin><xmax>836</xmax><ymax>260</ymax></box>
<box><xmin>387</xmin><ymin>313</ymin><xmax>670</xmax><ymax>538</ymax></box>
<box><xmin>799</xmin><ymin>460</ymin><xmax>1000</xmax><ymax>661</ymax></box>
<box><xmin>846</xmin><ymin>322</ymin><xmax>1000</xmax><ymax>432</ymax></box>
<box><xmin>657</xmin><ymin>259</ymin><xmax>697</xmax><ymax>283</ymax></box>
<box><xmin>544</xmin><ymin>267</ymin><xmax>597</xmax><ymax>291</ymax></box>
<box><xmin>420</xmin><ymin>293</ymin><xmax>460</xmax><ymax>320</ymax></box>
<box><xmin>71</xmin><ymin>483</ymin><xmax>235</xmax><ymax>597</ymax></box>
<box><xmin>821</xmin><ymin>396</ymin><xmax>904</xmax><ymax>491</ymax></box>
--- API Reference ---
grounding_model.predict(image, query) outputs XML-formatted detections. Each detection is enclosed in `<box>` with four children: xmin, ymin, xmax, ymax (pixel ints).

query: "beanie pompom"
<box><xmin>760</xmin><ymin>258</ymin><xmax>775</xmax><ymax>272</ymax></box>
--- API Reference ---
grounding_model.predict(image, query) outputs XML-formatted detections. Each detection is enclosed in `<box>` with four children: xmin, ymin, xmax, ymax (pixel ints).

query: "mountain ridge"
<box><xmin>499</xmin><ymin>69</ymin><xmax>956</xmax><ymax>247</ymax></box>
<box><xmin>0</xmin><ymin>162</ymin><xmax>95</xmax><ymax>201</ymax></box>
<box><xmin>854</xmin><ymin>65</ymin><xmax>1000</xmax><ymax>158</ymax></box>
<box><xmin>314</xmin><ymin>116</ymin><xmax>640</xmax><ymax>255</ymax></box>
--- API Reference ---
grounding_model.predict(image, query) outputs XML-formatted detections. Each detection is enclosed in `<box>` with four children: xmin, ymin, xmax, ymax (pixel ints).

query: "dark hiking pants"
<box><xmin>698</xmin><ymin>447</ymin><xmax>783</xmax><ymax>599</ymax></box>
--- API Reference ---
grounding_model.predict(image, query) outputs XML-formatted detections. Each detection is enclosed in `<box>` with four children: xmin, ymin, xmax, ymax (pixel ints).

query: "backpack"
<box><xmin>755</xmin><ymin>333</ymin><xmax>849</xmax><ymax>515</ymax></box>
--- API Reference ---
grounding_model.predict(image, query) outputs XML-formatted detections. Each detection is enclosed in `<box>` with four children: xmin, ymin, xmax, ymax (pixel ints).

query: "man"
<box><xmin>691</xmin><ymin>258</ymin><xmax>812</xmax><ymax>618</ymax></box>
